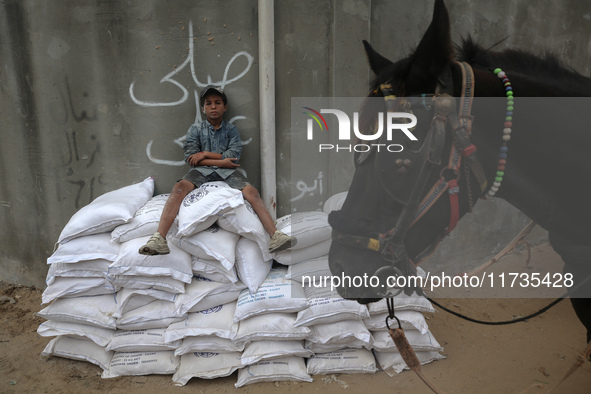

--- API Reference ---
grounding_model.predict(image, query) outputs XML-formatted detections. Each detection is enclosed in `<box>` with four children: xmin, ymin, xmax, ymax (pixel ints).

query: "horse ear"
<box><xmin>409</xmin><ymin>0</ymin><xmax>454</xmax><ymax>84</ymax></box>
<box><xmin>363</xmin><ymin>40</ymin><xmax>394</xmax><ymax>76</ymax></box>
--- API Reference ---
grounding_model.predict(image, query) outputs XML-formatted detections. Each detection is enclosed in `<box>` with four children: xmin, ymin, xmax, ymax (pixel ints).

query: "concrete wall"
<box><xmin>2</xmin><ymin>0</ymin><xmax>591</xmax><ymax>287</ymax></box>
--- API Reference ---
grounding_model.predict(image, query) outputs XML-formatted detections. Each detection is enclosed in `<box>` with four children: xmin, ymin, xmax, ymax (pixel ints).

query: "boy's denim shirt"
<box><xmin>183</xmin><ymin>120</ymin><xmax>242</xmax><ymax>179</ymax></box>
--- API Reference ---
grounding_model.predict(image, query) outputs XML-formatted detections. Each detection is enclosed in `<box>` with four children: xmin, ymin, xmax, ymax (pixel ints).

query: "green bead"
<box><xmin>506</xmin><ymin>91</ymin><xmax>513</xmax><ymax>97</ymax></box>
<box><xmin>495</xmin><ymin>176</ymin><xmax>503</xmax><ymax>183</ymax></box>
<box><xmin>505</xmin><ymin>116</ymin><xmax>512</xmax><ymax>121</ymax></box>
<box><xmin>507</xmin><ymin>99</ymin><xmax>514</xmax><ymax>105</ymax></box>
<box><xmin>496</xmin><ymin>171</ymin><xmax>505</xmax><ymax>177</ymax></box>
<box><xmin>494</xmin><ymin>68</ymin><xmax>502</xmax><ymax>75</ymax></box>
<box><xmin>507</xmin><ymin>106</ymin><xmax>514</xmax><ymax>111</ymax></box>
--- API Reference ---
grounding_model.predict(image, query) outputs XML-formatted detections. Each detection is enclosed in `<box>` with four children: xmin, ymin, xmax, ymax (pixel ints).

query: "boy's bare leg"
<box><xmin>242</xmin><ymin>185</ymin><xmax>276</xmax><ymax>236</ymax></box>
<box><xmin>242</xmin><ymin>185</ymin><xmax>296</xmax><ymax>252</ymax></box>
<box><xmin>139</xmin><ymin>180</ymin><xmax>195</xmax><ymax>255</ymax></box>
<box><xmin>157</xmin><ymin>180</ymin><xmax>196</xmax><ymax>237</ymax></box>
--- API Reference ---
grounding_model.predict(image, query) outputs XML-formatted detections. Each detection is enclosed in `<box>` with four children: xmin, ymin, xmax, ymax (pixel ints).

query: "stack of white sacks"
<box><xmin>38</xmin><ymin>178</ymin><xmax>444</xmax><ymax>386</ymax></box>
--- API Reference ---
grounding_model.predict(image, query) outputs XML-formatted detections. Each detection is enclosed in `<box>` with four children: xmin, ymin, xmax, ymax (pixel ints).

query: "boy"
<box><xmin>139</xmin><ymin>85</ymin><xmax>295</xmax><ymax>255</ymax></box>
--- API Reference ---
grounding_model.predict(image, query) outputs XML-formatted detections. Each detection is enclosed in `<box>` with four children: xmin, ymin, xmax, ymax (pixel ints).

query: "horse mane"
<box><xmin>358</xmin><ymin>35</ymin><xmax>591</xmax><ymax>133</ymax></box>
<box><xmin>457</xmin><ymin>36</ymin><xmax>591</xmax><ymax>94</ymax></box>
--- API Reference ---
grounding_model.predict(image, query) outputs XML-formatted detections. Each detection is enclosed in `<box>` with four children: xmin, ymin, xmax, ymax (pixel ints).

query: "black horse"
<box><xmin>328</xmin><ymin>0</ymin><xmax>591</xmax><ymax>344</ymax></box>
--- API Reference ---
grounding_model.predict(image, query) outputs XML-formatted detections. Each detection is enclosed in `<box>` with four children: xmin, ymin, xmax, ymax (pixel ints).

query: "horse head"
<box><xmin>328</xmin><ymin>0</ymin><xmax>495</xmax><ymax>302</ymax></box>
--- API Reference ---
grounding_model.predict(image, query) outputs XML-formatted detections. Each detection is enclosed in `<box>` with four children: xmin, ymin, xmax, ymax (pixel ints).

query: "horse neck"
<box><xmin>467</xmin><ymin>67</ymin><xmax>591</xmax><ymax>242</ymax></box>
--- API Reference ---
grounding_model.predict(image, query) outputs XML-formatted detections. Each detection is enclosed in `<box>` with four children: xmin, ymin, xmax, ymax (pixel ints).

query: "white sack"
<box><xmin>218</xmin><ymin>201</ymin><xmax>272</xmax><ymax>260</ymax></box>
<box><xmin>114</xmin><ymin>287</ymin><xmax>178</xmax><ymax>318</ymax></box>
<box><xmin>275</xmin><ymin>212</ymin><xmax>331</xmax><ymax>250</ymax></box>
<box><xmin>177</xmin><ymin>181</ymin><xmax>243</xmax><ymax>237</ymax></box>
<box><xmin>363</xmin><ymin>310</ymin><xmax>429</xmax><ymax>334</ymax></box>
<box><xmin>234</xmin><ymin>237</ymin><xmax>272</xmax><ymax>293</ymax></box>
<box><xmin>189</xmin><ymin>292</ymin><xmax>243</xmax><ymax>313</ymax></box>
<box><xmin>173</xmin><ymin>352</ymin><xmax>242</xmax><ymax>386</ymax></box>
<box><xmin>286</xmin><ymin>255</ymin><xmax>331</xmax><ymax>283</ymax></box>
<box><xmin>371</xmin><ymin>329</ymin><xmax>443</xmax><ymax>352</ymax></box>
<box><xmin>233</xmin><ymin>267</ymin><xmax>308</xmax><ymax>322</ymax></box>
<box><xmin>37</xmin><ymin>320</ymin><xmax>115</xmax><ymax>347</ymax></box>
<box><xmin>48</xmin><ymin>233</ymin><xmax>120</xmax><ymax>264</ymax></box>
<box><xmin>42</xmin><ymin>277</ymin><xmax>117</xmax><ymax>304</ymax></box>
<box><xmin>116</xmin><ymin>317</ymin><xmax>185</xmax><ymax>331</ymax></box>
<box><xmin>37</xmin><ymin>294</ymin><xmax>117</xmax><ymax>329</ymax></box>
<box><xmin>116</xmin><ymin>299</ymin><xmax>184</xmax><ymax>330</ymax></box>
<box><xmin>323</xmin><ymin>191</ymin><xmax>348</xmax><ymax>214</ymax></box>
<box><xmin>241</xmin><ymin>340</ymin><xmax>313</xmax><ymax>365</ymax></box>
<box><xmin>190</xmin><ymin>257</ymin><xmax>238</xmax><ymax>284</ymax></box>
<box><xmin>57</xmin><ymin>177</ymin><xmax>154</xmax><ymax>244</ymax></box>
<box><xmin>374</xmin><ymin>350</ymin><xmax>445</xmax><ymax>376</ymax></box>
<box><xmin>235</xmin><ymin>356</ymin><xmax>313</xmax><ymax>387</ymax></box>
<box><xmin>307</xmin><ymin>320</ymin><xmax>372</xmax><ymax>347</ymax></box>
<box><xmin>165</xmin><ymin>302</ymin><xmax>238</xmax><ymax>342</ymax></box>
<box><xmin>367</xmin><ymin>292</ymin><xmax>436</xmax><ymax>314</ymax></box>
<box><xmin>307</xmin><ymin>348</ymin><xmax>377</xmax><ymax>375</ymax></box>
<box><xmin>176</xmin><ymin>276</ymin><xmax>246</xmax><ymax>315</ymax></box>
<box><xmin>110</xmin><ymin>194</ymin><xmax>170</xmax><ymax>242</ymax></box>
<box><xmin>233</xmin><ymin>313</ymin><xmax>311</xmax><ymax>344</ymax></box>
<box><xmin>108</xmin><ymin>236</ymin><xmax>193</xmax><ymax>287</ymax></box>
<box><xmin>45</xmin><ymin>259</ymin><xmax>111</xmax><ymax>285</ymax></box>
<box><xmin>305</xmin><ymin>340</ymin><xmax>371</xmax><ymax>354</ymax></box>
<box><xmin>171</xmin><ymin>223</ymin><xmax>240</xmax><ymax>270</ymax></box>
<box><xmin>102</xmin><ymin>351</ymin><xmax>179</xmax><ymax>378</ymax></box>
<box><xmin>42</xmin><ymin>336</ymin><xmax>114</xmax><ymax>371</ymax></box>
<box><xmin>106</xmin><ymin>328</ymin><xmax>181</xmax><ymax>352</ymax></box>
<box><xmin>110</xmin><ymin>275</ymin><xmax>186</xmax><ymax>295</ymax></box>
<box><xmin>60</xmin><ymin>287</ymin><xmax>120</xmax><ymax>299</ymax></box>
<box><xmin>274</xmin><ymin>239</ymin><xmax>331</xmax><ymax>266</ymax></box>
<box><xmin>175</xmin><ymin>336</ymin><xmax>244</xmax><ymax>356</ymax></box>
<box><xmin>294</xmin><ymin>285</ymin><xmax>369</xmax><ymax>327</ymax></box>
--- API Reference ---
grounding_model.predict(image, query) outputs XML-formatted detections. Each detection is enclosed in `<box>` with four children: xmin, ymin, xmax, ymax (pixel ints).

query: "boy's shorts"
<box><xmin>181</xmin><ymin>169</ymin><xmax>250</xmax><ymax>190</ymax></box>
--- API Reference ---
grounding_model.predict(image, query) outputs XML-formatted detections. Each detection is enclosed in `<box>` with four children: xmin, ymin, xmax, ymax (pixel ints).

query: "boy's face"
<box><xmin>202</xmin><ymin>93</ymin><xmax>227</xmax><ymax>122</ymax></box>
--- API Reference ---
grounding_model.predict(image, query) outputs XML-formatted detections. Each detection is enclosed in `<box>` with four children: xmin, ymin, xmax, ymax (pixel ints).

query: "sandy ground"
<box><xmin>1</xmin><ymin>242</ymin><xmax>590</xmax><ymax>394</ymax></box>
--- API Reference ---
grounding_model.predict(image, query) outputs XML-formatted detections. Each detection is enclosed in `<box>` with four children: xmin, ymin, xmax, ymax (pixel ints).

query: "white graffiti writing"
<box><xmin>290</xmin><ymin>172</ymin><xmax>324</xmax><ymax>202</ymax></box>
<box><xmin>129</xmin><ymin>20</ymin><xmax>254</xmax><ymax>166</ymax></box>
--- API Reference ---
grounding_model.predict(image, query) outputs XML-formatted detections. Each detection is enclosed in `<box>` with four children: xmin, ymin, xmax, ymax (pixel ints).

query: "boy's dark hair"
<box><xmin>199</xmin><ymin>85</ymin><xmax>228</xmax><ymax>107</ymax></box>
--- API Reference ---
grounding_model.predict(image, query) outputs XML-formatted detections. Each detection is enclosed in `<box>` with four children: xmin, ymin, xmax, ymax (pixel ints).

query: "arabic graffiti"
<box><xmin>48</xmin><ymin>75</ymin><xmax>105</xmax><ymax>209</ymax></box>
<box><xmin>49</xmin><ymin>76</ymin><xmax>100</xmax><ymax>125</ymax></box>
<box><xmin>129</xmin><ymin>20</ymin><xmax>254</xmax><ymax>167</ymax></box>
<box><xmin>66</xmin><ymin>78</ymin><xmax>98</xmax><ymax>122</ymax></box>
<box><xmin>61</xmin><ymin>130</ymin><xmax>101</xmax><ymax>169</ymax></box>
<box><xmin>60</xmin><ymin>129</ymin><xmax>104</xmax><ymax>209</ymax></box>
<box><xmin>290</xmin><ymin>172</ymin><xmax>324</xmax><ymax>202</ymax></box>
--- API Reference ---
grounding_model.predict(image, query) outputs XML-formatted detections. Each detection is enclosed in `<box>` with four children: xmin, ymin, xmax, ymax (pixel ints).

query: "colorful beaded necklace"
<box><xmin>484</xmin><ymin>67</ymin><xmax>513</xmax><ymax>199</ymax></box>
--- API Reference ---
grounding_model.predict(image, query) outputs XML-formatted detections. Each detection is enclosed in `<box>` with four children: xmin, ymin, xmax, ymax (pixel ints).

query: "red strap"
<box><xmin>409</xmin><ymin>178</ymin><xmax>448</xmax><ymax>228</ymax></box>
<box><xmin>462</xmin><ymin>144</ymin><xmax>477</xmax><ymax>157</ymax></box>
<box><xmin>446</xmin><ymin>179</ymin><xmax>460</xmax><ymax>234</ymax></box>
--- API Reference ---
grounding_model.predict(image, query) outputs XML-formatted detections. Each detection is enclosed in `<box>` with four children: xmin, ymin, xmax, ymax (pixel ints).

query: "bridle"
<box><xmin>330</xmin><ymin>61</ymin><xmax>489</xmax><ymax>296</ymax></box>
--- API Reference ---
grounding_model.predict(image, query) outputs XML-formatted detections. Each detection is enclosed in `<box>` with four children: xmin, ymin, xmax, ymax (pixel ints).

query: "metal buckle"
<box><xmin>373</xmin><ymin>266</ymin><xmax>404</xmax><ymax>298</ymax></box>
